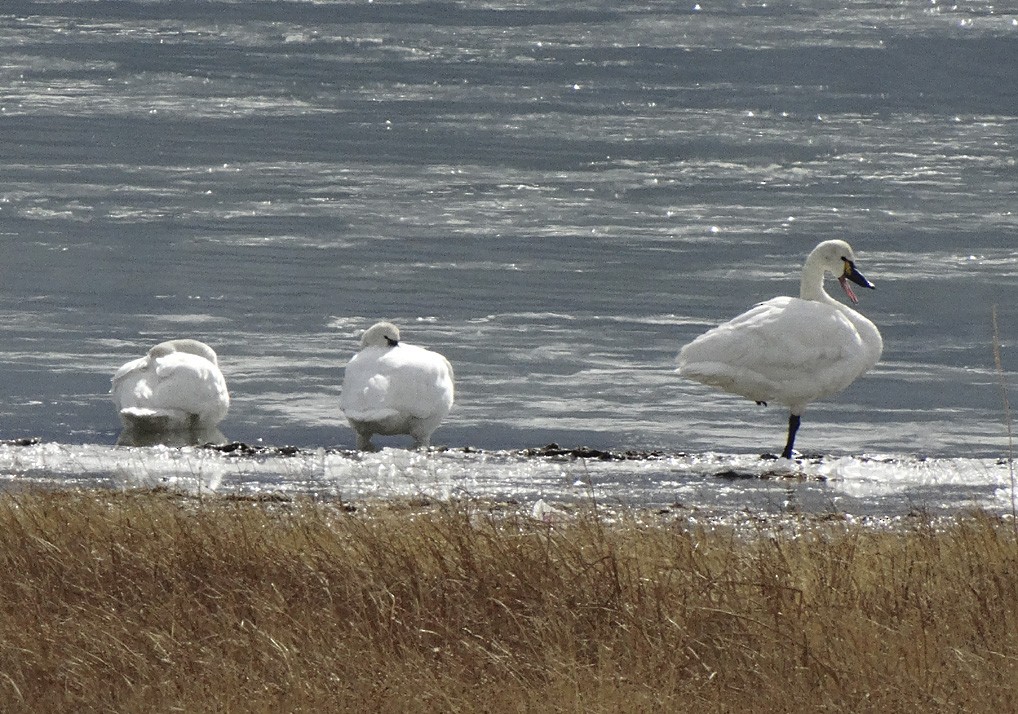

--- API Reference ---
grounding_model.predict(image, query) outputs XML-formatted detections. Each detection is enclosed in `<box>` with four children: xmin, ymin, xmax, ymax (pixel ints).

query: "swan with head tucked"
<box><xmin>340</xmin><ymin>321</ymin><xmax>455</xmax><ymax>451</ymax></box>
<box><xmin>676</xmin><ymin>239</ymin><xmax>882</xmax><ymax>459</ymax></box>
<box><xmin>111</xmin><ymin>338</ymin><xmax>230</xmax><ymax>446</ymax></box>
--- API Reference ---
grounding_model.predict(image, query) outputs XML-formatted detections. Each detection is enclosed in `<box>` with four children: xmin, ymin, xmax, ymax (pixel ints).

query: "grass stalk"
<box><xmin>992</xmin><ymin>304</ymin><xmax>1016</xmax><ymax>530</ymax></box>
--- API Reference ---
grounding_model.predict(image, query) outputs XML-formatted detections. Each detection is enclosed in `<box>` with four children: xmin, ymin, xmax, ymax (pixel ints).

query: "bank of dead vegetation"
<box><xmin>0</xmin><ymin>489</ymin><xmax>1014</xmax><ymax>712</ymax></box>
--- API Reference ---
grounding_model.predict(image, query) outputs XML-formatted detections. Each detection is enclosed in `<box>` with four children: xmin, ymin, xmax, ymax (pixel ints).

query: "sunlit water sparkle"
<box><xmin>1</xmin><ymin>442</ymin><xmax>1014</xmax><ymax>521</ymax></box>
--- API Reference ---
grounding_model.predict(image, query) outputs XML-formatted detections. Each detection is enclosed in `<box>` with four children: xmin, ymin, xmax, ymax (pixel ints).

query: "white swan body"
<box><xmin>340</xmin><ymin>322</ymin><xmax>455</xmax><ymax>451</ymax></box>
<box><xmin>677</xmin><ymin>240</ymin><xmax>882</xmax><ymax>458</ymax></box>
<box><xmin>111</xmin><ymin>339</ymin><xmax>230</xmax><ymax>445</ymax></box>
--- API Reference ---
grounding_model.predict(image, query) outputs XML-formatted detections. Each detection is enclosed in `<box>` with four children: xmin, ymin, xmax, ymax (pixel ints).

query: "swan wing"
<box><xmin>111</xmin><ymin>356</ymin><xmax>154</xmax><ymax>411</ymax></box>
<box><xmin>147</xmin><ymin>353</ymin><xmax>230</xmax><ymax>424</ymax></box>
<box><xmin>340</xmin><ymin>348</ymin><xmax>401</xmax><ymax>421</ymax></box>
<box><xmin>678</xmin><ymin>297</ymin><xmax>874</xmax><ymax>408</ymax></box>
<box><xmin>341</xmin><ymin>344</ymin><xmax>454</xmax><ymax>421</ymax></box>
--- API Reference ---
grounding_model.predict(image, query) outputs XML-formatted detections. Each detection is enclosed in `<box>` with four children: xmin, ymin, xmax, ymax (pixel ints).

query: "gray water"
<box><xmin>2</xmin><ymin>0</ymin><xmax>1017</xmax><ymax>516</ymax></box>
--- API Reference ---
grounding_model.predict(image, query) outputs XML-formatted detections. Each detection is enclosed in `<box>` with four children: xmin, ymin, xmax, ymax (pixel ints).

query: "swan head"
<box><xmin>803</xmin><ymin>240</ymin><xmax>875</xmax><ymax>304</ymax></box>
<box><xmin>361</xmin><ymin>321</ymin><xmax>401</xmax><ymax>349</ymax></box>
<box><xmin>147</xmin><ymin>339</ymin><xmax>219</xmax><ymax>366</ymax></box>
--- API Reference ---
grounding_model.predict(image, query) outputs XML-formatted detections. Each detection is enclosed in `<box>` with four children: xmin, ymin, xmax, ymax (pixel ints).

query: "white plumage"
<box><xmin>340</xmin><ymin>321</ymin><xmax>455</xmax><ymax>451</ymax></box>
<box><xmin>677</xmin><ymin>239</ymin><xmax>882</xmax><ymax>458</ymax></box>
<box><xmin>111</xmin><ymin>339</ymin><xmax>230</xmax><ymax>446</ymax></box>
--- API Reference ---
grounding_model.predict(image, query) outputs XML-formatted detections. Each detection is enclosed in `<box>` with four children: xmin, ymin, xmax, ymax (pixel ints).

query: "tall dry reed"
<box><xmin>0</xmin><ymin>490</ymin><xmax>1014</xmax><ymax>712</ymax></box>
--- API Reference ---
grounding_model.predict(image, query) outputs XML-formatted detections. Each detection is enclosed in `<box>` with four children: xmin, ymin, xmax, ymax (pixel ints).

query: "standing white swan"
<box><xmin>111</xmin><ymin>339</ymin><xmax>230</xmax><ymax>446</ymax></box>
<box><xmin>676</xmin><ymin>239</ymin><xmax>882</xmax><ymax>459</ymax></box>
<box><xmin>340</xmin><ymin>321</ymin><xmax>455</xmax><ymax>451</ymax></box>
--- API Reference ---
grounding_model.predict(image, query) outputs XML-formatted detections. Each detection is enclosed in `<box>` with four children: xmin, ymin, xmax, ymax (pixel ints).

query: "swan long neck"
<box><xmin>148</xmin><ymin>339</ymin><xmax>219</xmax><ymax>366</ymax></box>
<box><xmin>799</xmin><ymin>252</ymin><xmax>836</xmax><ymax>304</ymax></box>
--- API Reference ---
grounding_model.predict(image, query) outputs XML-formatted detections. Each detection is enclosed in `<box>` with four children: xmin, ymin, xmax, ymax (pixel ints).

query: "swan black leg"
<box><xmin>781</xmin><ymin>413</ymin><xmax>801</xmax><ymax>460</ymax></box>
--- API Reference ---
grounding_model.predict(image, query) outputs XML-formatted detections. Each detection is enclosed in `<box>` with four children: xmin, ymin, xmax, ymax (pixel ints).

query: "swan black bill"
<box><xmin>844</xmin><ymin>261</ymin><xmax>875</xmax><ymax>290</ymax></box>
<box><xmin>838</xmin><ymin>261</ymin><xmax>875</xmax><ymax>304</ymax></box>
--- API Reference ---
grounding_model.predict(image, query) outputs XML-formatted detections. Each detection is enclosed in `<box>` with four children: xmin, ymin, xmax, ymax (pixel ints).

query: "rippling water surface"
<box><xmin>1</xmin><ymin>1</ymin><xmax>1016</xmax><ymax>515</ymax></box>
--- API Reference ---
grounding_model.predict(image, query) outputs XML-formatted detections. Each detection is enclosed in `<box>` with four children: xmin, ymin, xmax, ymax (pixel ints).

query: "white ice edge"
<box><xmin>0</xmin><ymin>443</ymin><xmax>1015</xmax><ymax>518</ymax></box>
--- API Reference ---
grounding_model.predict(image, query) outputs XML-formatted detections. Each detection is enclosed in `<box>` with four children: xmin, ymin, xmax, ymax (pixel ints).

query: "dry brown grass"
<box><xmin>0</xmin><ymin>489</ymin><xmax>1015</xmax><ymax>712</ymax></box>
